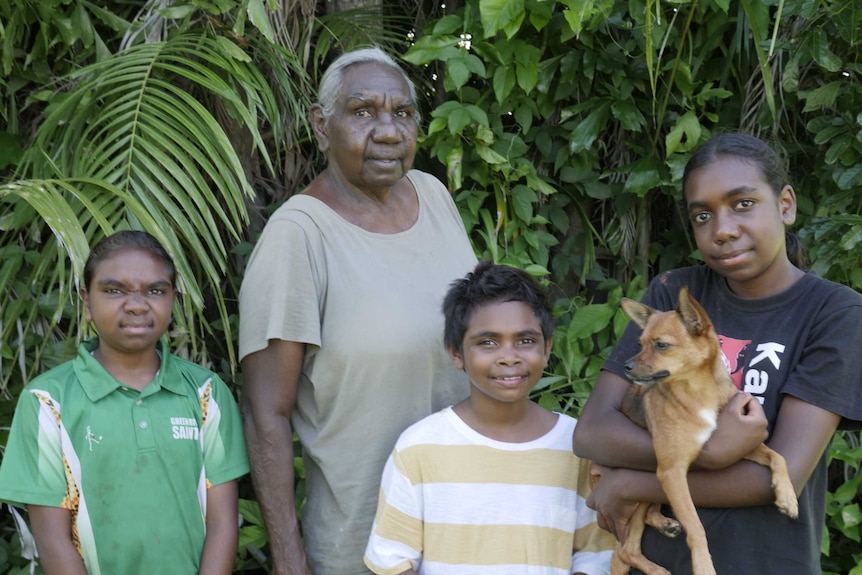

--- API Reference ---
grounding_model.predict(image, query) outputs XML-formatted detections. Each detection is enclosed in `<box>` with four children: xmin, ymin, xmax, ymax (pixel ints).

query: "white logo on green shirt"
<box><xmin>170</xmin><ymin>416</ymin><xmax>200</xmax><ymax>440</ymax></box>
<box><xmin>86</xmin><ymin>426</ymin><xmax>102</xmax><ymax>451</ymax></box>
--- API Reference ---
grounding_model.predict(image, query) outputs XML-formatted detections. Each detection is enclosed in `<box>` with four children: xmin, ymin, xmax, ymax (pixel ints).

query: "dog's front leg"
<box><xmin>743</xmin><ymin>444</ymin><xmax>799</xmax><ymax>518</ymax></box>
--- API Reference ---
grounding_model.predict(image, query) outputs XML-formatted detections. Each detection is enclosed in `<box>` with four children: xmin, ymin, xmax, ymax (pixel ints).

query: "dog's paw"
<box><xmin>775</xmin><ymin>494</ymin><xmax>799</xmax><ymax>519</ymax></box>
<box><xmin>657</xmin><ymin>519</ymin><xmax>682</xmax><ymax>538</ymax></box>
<box><xmin>772</xmin><ymin>480</ymin><xmax>800</xmax><ymax>518</ymax></box>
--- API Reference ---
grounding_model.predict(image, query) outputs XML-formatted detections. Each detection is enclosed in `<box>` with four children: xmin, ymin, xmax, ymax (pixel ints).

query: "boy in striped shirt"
<box><xmin>364</xmin><ymin>262</ymin><xmax>613</xmax><ymax>575</ymax></box>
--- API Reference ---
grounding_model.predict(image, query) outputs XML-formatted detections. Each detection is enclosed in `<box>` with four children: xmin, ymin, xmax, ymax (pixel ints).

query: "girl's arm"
<box><xmin>573</xmin><ymin>370</ymin><xmax>769</xmax><ymax>471</ymax></box>
<box><xmin>28</xmin><ymin>505</ymin><xmax>88</xmax><ymax>575</ymax></box>
<box><xmin>199</xmin><ymin>480</ymin><xmax>239</xmax><ymax>575</ymax></box>
<box><xmin>572</xmin><ymin>370</ymin><xmax>657</xmax><ymax>470</ymax></box>
<box><xmin>588</xmin><ymin>396</ymin><xmax>841</xmax><ymax>537</ymax></box>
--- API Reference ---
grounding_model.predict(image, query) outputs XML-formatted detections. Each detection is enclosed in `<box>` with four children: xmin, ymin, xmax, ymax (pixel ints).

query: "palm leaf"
<box><xmin>7</xmin><ymin>30</ymin><xmax>291</xmax><ymax>374</ymax></box>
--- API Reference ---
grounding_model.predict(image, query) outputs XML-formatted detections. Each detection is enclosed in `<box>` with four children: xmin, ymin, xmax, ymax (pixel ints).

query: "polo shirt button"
<box><xmin>139</xmin><ymin>421</ymin><xmax>149</xmax><ymax>429</ymax></box>
<box><xmin>136</xmin><ymin>399</ymin><xmax>143</xmax><ymax>406</ymax></box>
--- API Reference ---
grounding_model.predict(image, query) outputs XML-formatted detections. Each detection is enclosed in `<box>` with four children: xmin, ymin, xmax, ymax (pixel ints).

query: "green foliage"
<box><xmin>1</xmin><ymin>0</ymin><xmax>861</xmax><ymax>572</ymax></box>
<box><xmin>408</xmin><ymin>0</ymin><xmax>862</xmax><ymax>572</ymax></box>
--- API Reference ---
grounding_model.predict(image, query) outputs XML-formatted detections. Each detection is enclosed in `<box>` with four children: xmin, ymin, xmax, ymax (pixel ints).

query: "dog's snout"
<box><xmin>624</xmin><ymin>361</ymin><xmax>635</xmax><ymax>373</ymax></box>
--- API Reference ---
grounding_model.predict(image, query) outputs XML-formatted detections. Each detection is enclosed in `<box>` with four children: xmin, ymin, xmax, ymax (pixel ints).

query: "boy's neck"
<box><xmin>453</xmin><ymin>399</ymin><xmax>557</xmax><ymax>443</ymax></box>
<box><xmin>93</xmin><ymin>344</ymin><xmax>161</xmax><ymax>391</ymax></box>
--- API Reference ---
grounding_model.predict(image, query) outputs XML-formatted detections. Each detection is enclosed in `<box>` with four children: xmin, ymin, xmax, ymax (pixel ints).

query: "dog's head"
<box><xmin>620</xmin><ymin>286</ymin><xmax>719</xmax><ymax>387</ymax></box>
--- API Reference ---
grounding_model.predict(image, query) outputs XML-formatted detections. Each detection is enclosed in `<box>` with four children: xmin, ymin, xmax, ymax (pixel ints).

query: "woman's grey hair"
<box><xmin>316</xmin><ymin>46</ymin><xmax>421</xmax><ymax>125</ymax></box>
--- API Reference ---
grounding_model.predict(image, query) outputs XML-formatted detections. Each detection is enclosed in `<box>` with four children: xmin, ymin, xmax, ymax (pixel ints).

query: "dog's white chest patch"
<box><xmin>696</xmin><ymin>408</ymin><xmax>718</xmax><ymax>446</ymax></box>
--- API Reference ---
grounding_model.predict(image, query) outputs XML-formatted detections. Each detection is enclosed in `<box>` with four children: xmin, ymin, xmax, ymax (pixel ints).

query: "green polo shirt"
<box><xmin>0</xmin><ymin>339</ymin><xmax>248</xmax><ymax>575</ymax></box>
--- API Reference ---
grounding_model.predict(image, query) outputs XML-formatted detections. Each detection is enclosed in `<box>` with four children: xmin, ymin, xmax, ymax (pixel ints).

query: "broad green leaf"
<box><xmin>665</xmin><ymin>111</ymin><xmax>701</xmax><ymax>155</ymax></box>
<box><xmin>475</xmin><ymin>144</ymin><xmax>508</xmax><ymax>164</ymax></box>
<box><xmin>246</xmin><ymin>0</ymin><xmax>274</xmax><ymax>42</ymax></box>
<box><xmin>446</xmin><ymin>56</ymin><xmax>472</xmax><ymax>89</ymax></box>
<box><xmin>511</xmin><ymin>185</ymin><xmax>534</xmax><ymax>222</ymax></box>
<box><xmin>404</xmin><ymin>37</ymin><xmax>459</xmax><ymax>65</ymax></box>
<box><xmin>433</xmin><ymin>14</ymin><xmax>464</xmax><ymax>35</ymax></box>
<box><xmin>568</xmin><ymin>304</ymin><xmax>615</xmax><ymax>341</ymax></box>
<box><xmin>479</xmin><ymin>0</ymin><xmax>526</xmax><ymax>38</ymax></box>
<box><xmin>802</xmin><ymin>82</ymin><xmax>842</xmax><ymax>113</ymax></box>
<box><xmin>447</xmin><ymin>106</ymin><xmax>473</xmax><ymax>135</ymax></box>
<box><xmin>623</xmin><ymin>156</ymin><xmax>663</xmax><ymax>197</ymax></box>
<box><xmin>493</xmin><ymin>66</ymin><xmax>517</xmax><ymax>103</ymax></box>
<box><xmin>567</xmin><ymin>101</ymin><xmax>610</xmax><ymax>153</ymax></box>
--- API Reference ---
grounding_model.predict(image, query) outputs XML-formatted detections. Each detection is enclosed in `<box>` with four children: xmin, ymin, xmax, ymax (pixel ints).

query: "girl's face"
<box><xmin>81</xmin><ymin>248</ymin><xmax>175</xmax><ymax>358</ymax></box>
<box><xmin>685</xmin><ymin>156</ymin><xmax>797</xmax><ymax>299</ymax></box>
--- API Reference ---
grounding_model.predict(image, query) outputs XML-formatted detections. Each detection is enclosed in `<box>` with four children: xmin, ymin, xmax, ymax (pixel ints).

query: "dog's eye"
<box><xmin>654</xmin><ymin>341</ymin><xmax>670</xmax><ymax>351</ymax></box>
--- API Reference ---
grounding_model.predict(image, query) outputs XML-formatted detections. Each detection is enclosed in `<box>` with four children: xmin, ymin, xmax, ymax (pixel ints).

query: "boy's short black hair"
<box><xmin>443</xmin><ymin>261</ymin><xmax>554</xmax><ymax>353</ymax></box>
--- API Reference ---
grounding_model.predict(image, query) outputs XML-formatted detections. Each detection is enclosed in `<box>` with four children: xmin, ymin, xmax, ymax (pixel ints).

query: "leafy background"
<box><xmin>0</xmin><ymin>0</ymin><xmax>860</xmax><ymax>573</ymax></box>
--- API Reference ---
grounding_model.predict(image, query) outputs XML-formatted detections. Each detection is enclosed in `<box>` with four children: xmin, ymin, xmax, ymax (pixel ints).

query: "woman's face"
<box><xmin>685</xmin><ymin>156</ymin><xmax>796</xmax><ymax>298</ymax></box>
<box><xmin>313</xmin><ymin>61</ymin><xmax>418</xmax><ymax>194</ymax></box>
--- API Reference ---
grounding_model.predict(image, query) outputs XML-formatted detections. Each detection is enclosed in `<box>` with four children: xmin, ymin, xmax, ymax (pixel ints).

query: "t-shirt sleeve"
<box><xmin>364</xmin><ymin>448</ymin><xmax>423</xmax><ymax>575</ymax></box>
<box><xmin>199</xmin><ymin>375</ymin><xmax>249</xmax><ymax>486</ymax></box>
<box><xmin>238</xmin><ymin>208</ymin><xmax>324</xmax><ymax>361</ymax></box>
<box><xmin>782</xmin><ymin>292</ymin><xmax>862</xmax><ymax>429</ymax></box>
<box><xmin>0</xmin><ymin>389</ymin><xmax>68</xmax><ymax>509</ymax></box>
<box><xmin>570</xmin><ymin>455</ymin><xmax>614</xmax><ymax>575</ymax></box>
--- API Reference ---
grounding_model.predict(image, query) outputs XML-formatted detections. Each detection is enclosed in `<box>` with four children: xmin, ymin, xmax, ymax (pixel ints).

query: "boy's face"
<box><xmin>448</xmin><ymin>300</ymin><xmax>551</xmax><ymax>406</ymax></box>
<box><xmin>80</xmin><ymin>248</ymin><xmax>175</xmax><ymax>358</ymax></box>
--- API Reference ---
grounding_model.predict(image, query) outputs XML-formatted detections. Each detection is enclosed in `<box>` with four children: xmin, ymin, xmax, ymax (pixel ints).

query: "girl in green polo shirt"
<box><xmin>0</xmin><ymin>231</ymin><xmax>248</xmax><ymax>575</ymax></box>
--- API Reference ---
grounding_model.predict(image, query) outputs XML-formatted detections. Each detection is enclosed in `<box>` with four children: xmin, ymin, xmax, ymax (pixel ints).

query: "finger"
<box><xmin>744</xmin><ymin>396</ymin><xmax>766</xmax><ymax>418</ymax></box>
<box><xmin>725</xmin><ymin>391</ymin><xmax>749</xmax><ymax>414</ymax></box>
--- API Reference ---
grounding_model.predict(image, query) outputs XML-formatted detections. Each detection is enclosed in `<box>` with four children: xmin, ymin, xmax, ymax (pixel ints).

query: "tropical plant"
<box><xmin>2</xmin><ymin>0</ymin><xmax>861</xmax><ymax>573</ymax></box>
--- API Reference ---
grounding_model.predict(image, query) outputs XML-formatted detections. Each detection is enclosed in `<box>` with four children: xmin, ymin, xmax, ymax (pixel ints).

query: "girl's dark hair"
<box><xmin>442</xmin><ymin>261</ymin><xmax>555</xmax><ymax>354</ymax></box>
<box><xmin>682</xmin><ymin>132</ymin><xmax>806</xmax><ymax>269</ymax></box>
<box><xmin>83</xmin><ymin>231</ymin><xmax>176</xmax><ymax>290</ymax></box>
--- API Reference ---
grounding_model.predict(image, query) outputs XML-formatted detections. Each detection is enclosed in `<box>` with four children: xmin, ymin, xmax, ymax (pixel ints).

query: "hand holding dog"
<box><xmin>695</xmin><ymin>392</ymin><xmax>769</xmax><ymax>470</ymax></box>
<box><xmin>588</xmin><ymin>463</ymin><xmax>642</xmax><ymax>540</ymax></box>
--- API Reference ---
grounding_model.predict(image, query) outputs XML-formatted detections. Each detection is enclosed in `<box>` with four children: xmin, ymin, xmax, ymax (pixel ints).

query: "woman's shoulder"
<box><xmin>406</xmin><ymin>169</ymin><xmax>452</xmax><ymax>203</ymax></box>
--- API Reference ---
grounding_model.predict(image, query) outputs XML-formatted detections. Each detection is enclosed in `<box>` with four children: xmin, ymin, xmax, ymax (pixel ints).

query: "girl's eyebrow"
<box><xmin>95</xmin><ymin>278</ymin><xmax>172</xmax><ymax>288</ymax></box>
<box><xmin>687</xmin><ymin>186</ymin><xmax>759</xmax><ymax>210</ymax></box>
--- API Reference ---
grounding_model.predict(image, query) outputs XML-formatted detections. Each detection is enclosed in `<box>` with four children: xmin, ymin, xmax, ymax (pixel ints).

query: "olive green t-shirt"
<box><xmin>239</xmin><ymin>169</ymin><xmax>476</xmax><ymax>575</ymax></box>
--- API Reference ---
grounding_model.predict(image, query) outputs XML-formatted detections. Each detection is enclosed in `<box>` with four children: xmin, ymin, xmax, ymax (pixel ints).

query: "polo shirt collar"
<box><xmin>75</xmin><ymin>338</ymin><xmax>188</xmax><ymax>401</ymax></box>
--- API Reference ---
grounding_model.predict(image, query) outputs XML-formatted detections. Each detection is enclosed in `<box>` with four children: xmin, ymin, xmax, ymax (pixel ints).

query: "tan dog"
<box><xmin>604</xmin><ymin>286</ymin><xmax>798</xmax><ymax>575</ymax></box>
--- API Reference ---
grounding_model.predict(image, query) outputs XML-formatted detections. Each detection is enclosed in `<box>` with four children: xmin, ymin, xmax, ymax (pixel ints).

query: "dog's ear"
<box><xmin>676</xmin><ymin>286</ymin><xmax>712</xmax><ymax>336</ymax></box>
<box><xmin>621</xmin><ymin>297</ymin><xmax>654</xmax><ymax>329</ymax></box>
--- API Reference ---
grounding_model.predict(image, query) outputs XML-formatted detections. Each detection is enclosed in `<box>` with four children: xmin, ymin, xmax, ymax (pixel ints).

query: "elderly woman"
<box><xmin>239</xmin><ymin>48</ymin><xmax>477</xmax><ymax>575</ymax></box>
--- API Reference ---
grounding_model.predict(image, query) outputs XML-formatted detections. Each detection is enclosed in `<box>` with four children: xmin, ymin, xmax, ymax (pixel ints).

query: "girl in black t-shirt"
<box><xmin>573</xmin><ymin>133</ymin><xmax>862</xmax><ymax>575</ymax></box>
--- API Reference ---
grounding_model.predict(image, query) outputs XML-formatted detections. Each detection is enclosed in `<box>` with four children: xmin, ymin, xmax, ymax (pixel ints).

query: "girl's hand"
<box><xmin>587</xmin><ymin>463</ymin><xmax>639</xmax><ymax>540</ymax></box>
<box><xmin>696</xmin><ymin>392</ymin><xmax>768</xmax><ymax>470</ymax></box>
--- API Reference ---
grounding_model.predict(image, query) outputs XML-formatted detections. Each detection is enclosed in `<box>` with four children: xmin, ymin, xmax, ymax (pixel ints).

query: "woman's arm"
<box><xmin>199</xmin><ymin>480</ymin><xmax>239</xmax><ymax>575</ymax></box>
<box><xmin>28</xmin><ymin>505</ymin><xmax>88</xmax><ymax>575</ymax></box>
<box><xmin>241</xmin><ymin>340</ymin><xmax>312</xmax><ymax>575</ymax></box>
<box><xmin>588</xmin><ymin>396</ymin><xmax>841</xmax><ymax>536</ymax></box>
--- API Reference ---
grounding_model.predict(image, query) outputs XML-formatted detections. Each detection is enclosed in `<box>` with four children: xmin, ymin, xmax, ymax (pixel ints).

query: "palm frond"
<box><xmin>7</xmin><ymin>30</ymin><xmax>290</xmax><ymax>372</ymax></box>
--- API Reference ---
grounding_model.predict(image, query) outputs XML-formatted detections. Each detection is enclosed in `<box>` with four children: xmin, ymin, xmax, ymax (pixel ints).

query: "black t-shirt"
<box><xmin>604</xmin><ymin>266</ymin><xmax>862</xmax><ymax>574</ymax></box>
